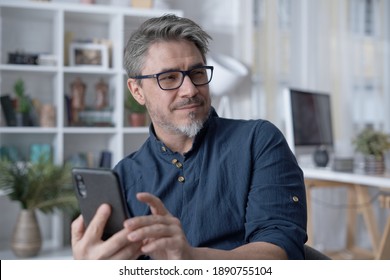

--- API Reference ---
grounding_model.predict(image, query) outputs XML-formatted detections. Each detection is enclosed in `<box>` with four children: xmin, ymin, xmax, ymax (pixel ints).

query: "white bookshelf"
<box><xmin>0</xmin><ymin>0</ymin><xmax>182</xmax><ymax>252</ymax></box>
<box><xmin>0</xmin><ymin>0</ymin><xmax>182</xmax><ymax>166</ymax></box>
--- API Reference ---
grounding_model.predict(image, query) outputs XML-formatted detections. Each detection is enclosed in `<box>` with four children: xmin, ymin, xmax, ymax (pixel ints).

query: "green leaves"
<box><xmin>13</xmin><ymin>78</ymin><xmax>30</xmax><ymax>114</ymax></box>
<box><xmin>353</xmin><ymin>128</ymin><xmax>390</xmax><ymax>159</ymax></box>
<box><xmin>0</xmin><ymin>157</ymin><xmax>77</xmax><ymax>214</ymax></box>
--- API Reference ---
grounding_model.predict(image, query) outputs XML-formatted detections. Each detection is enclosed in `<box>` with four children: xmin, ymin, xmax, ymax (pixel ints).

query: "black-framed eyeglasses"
<box><xmin>131</xmin><ymin>66</ymin><xmax>214</xmax><ymax>90</ymax></box>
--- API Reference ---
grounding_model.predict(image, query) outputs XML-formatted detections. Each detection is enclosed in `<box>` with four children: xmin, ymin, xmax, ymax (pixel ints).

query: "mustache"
<box><xmin>172</xmin><ymin>96</ymin><xmax>204</xmax><ymax>110</ymax></box>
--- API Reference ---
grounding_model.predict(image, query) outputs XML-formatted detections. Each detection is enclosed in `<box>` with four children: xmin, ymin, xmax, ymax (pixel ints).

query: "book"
<box><xmin>0</xmin><ymin>95</ymin><xmax>17</xmax><ymax>126</ymax></box>
<box><xmin>99</xmin><ymin>150</ymin><xmax>112</xmax><ymax>168</ymax></box>
<box><xmin>64</xmin><ymin>94</ymin><xmax>72</xmax><ymax>126</ymax></box>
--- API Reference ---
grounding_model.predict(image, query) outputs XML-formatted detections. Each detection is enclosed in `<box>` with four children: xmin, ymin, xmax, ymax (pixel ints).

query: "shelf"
<box><xmin>0</xmin><ymin>0</ymin><xmax>185</xmax><ymax>254</ymax></box>
<box><xmin>0</xmin><ymin>246</ymin><xmax>73</xmax><ymax>260</ymax></box>
<box><xmin>0</xmin><ymin>64</ymin><xmax>58</xmax><ymax>73</ymax></box>
<box><xmin>0</xmin><ymin>1</ymin><xmax>183</xmax><ymax>17</ymax></box>
<box><xmin>64</xmin><ymin>67</ymin><xmax>117</xmax><ymax>74</ymax></box>
<box><xmin>0</xmin><ymin>0</ymin><xmax>176</xmax><ymax>165</ymax></box>
<box><xmin>0</xmin><ymin>127</ymin><xmax>57</xmax><ymax>134</ymax></box>
<box><xmin>123</xmin><ymin>127</ymin><xmax>149</xmax><ymax>134</ymax></box>
<box><xmin>63</xmin><ymin>127</ymin><xmax>117</xmax><ymax>134</ymax></box>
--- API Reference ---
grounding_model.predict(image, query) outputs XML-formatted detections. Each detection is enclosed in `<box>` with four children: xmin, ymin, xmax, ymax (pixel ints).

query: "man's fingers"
<box><xmin>127</xmin><ymin>221</ymin><xmax>179</xmax><ymax>241</ymax></box>
<box><xmin>71</xmin><ymin>215</ymin><xmax>85</xmax><ymax>246</ymax></box>
<box><xmin>98</xmin><ymin>228</ymin><xmax>143</xmax><ymax>259</ymax></box>
<box><xmin>71</xmin><ymin>203</ymin><xmax>144</xmax><ymax>260</ymax></box>
<box><xmin>108</xmin><ymin>235</ymin><xmax>143</xmax><ymax>260</ymax></box>
<box><xmin>136</xmin><ymin>192</ymin><xmax>170</xmax><ymax>216</ymax></box>
<box><xmin>124</xmin><ymin>192</ymin><xmax>174</xmax><ymax>232</ymax></box>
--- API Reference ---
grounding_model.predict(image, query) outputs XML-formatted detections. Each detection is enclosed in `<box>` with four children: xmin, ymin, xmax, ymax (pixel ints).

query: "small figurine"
<box><xmin>70</xmin><ymin>77</ymin><xmax>86</xmax><ymax>124</ymax></box>
<box><xmin>95</xmin><ymin>78</ymin><xmax>108</xmax><ymax>110</ymax></box>
<box><xmin>40</xmin><ymin>104</ymin><xmax>56</xmax><ymax>127</ymax></box>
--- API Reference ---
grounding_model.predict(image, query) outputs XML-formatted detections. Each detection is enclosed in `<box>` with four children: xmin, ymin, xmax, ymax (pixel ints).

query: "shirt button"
<box><xmin>178</xmin><ymin>176</ymin><xmax>185</xmax><ymax>183</ymax></box>
<box><xmin>175</xmin><ymin>162</ymin><xmax>183</xmax><ymax>169</ymax></box>
<box><xmin>292</xmin><ymin>196</ymin><xmax>299</xmax><ymax>202</ymax></box>
<box><xmin>161</xmin><ymin>146</ymin><xmax>167</xmax><ymax>152</ymax></box>
<box><xmin>171</xmin><ymin>159</ymin><xmax>178</xmax><ymax>164</ymax></box>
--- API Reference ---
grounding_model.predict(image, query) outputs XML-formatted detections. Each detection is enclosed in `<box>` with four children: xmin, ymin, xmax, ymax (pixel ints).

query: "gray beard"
<box><xmin>146</xmin><ymin>96</ymin><xmax>211</xmax><ymax>138</ymax></box>
<box><xmin>157</xmin><ymin>111</ymin><xmax>205</xmax><ymax>138</ymax></box>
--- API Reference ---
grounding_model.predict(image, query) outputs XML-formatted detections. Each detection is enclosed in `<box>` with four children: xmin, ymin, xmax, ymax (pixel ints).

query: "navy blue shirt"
<box><xmin>114</xmin><ymin>111</ymin><xmax>307</xmax><ymax>259</ymax></box>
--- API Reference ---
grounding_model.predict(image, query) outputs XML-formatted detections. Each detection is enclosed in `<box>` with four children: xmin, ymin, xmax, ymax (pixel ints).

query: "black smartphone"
<box><xmin>72</xmin><ymin>167</ymin><xmax>130</xmax><ymax>240</ymax></box>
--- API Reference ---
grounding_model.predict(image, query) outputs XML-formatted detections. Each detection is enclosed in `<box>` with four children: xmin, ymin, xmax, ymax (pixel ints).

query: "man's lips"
<box><xmin>177</xmin><ymin>103</ymin><xmax>202</xmax><ymax>110</ymax></box>
<box><xmin>173</xmin><ymin>98</ymin><xmax>204</xmax><ymax>110</ymax></box>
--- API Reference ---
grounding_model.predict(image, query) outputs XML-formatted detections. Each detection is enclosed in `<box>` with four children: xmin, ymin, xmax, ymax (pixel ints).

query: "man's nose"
<box><xmin>178</xmin><ymin>75</ymin><xmax>198</xmax><ymax>97</ymax></box>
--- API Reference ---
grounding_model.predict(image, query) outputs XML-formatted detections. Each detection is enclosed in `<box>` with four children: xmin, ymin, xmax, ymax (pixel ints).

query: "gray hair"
<box><xmin>123</xmin><ymin>14</ymin><xmax>212</xmax><ymax>78</ymax></box>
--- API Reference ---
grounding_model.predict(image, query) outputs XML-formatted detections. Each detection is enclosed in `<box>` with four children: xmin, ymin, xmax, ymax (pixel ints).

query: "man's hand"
<box><xmin>124</xmin><ymin>192</ymin><xmax>193</xmax><ymax>260</ymax></box>
<box><xmin>71</xmin><ymin>203</ymin><xmax>142</xmax><ymax>259</ymax></box>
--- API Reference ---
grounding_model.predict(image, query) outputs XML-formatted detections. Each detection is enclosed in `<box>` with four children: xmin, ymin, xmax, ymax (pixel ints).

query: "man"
<box><xmin>72</xmin><ymin>14</ymin><xmax>307</xmax><ymax>260</ymax></box>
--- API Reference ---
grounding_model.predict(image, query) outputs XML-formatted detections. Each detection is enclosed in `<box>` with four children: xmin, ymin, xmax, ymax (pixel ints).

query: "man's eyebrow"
<box><xmin>189</xmin><ymin>63</ymin><xmax>205</xmax><ymax>69</ymax></box>
<box><xmin>158</xmin><ymin>63</ymin><xmax>205</xmax><ymax>73</ymax></box>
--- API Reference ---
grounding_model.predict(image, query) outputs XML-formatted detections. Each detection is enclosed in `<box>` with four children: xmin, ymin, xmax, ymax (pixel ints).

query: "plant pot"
<box><xmin>128</xmin><ymin>112</ymin><xmax>146</xmax><ymax>127</ymax></box>
<box><xmin>15</xmin><ymin>112</ymin><xmax>30</xmax><ymax>126</ymax></box>
<box><xmin>11</xmin><ymin>209</ymin><xmax>42</xmax><ymax>258</ymax></box>
<box><xmin>364</xmin><ymin>155</ymin><xmax>385</xmax><ymax>174</ymax></box>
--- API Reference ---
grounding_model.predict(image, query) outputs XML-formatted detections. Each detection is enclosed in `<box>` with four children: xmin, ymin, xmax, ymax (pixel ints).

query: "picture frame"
<box><xmin>69</xmin><ymin>43</ymin><xmax>109</xmax><ymax>68</ymax></box>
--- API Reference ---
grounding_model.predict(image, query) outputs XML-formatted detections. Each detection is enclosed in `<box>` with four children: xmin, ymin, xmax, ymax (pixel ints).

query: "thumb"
<box><xmin>84</xmin><ymin>203</ymin><xmax>112</xmax><ymax>240</ymax></box>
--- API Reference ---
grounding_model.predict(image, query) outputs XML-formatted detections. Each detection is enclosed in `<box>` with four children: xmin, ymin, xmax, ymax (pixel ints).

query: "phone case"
<box><xmin>72</xmin><ymin>167</ymin><xmax>130</xmax><ymax>240</ymax></box>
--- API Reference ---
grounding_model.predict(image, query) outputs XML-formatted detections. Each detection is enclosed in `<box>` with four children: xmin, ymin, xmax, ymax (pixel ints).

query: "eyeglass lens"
<box><xmin>158</xmin><ymin>67</ymin><xmax>212</xmax><ymax>90</ymax></box>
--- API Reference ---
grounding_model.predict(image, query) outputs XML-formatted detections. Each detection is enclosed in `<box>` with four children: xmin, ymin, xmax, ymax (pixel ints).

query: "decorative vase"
<box><xmin>313</xmin><ymin>146</ymin><xmax>329</xmax><ymax>167</ymax></box>
<box><xmin>11</xmin><ymin>209</ymin><xmax>42</xmax><ymax>258</ymax></box>
<box><xmin>40</xmin><ymin>104</ymin><xmax>56</xmax><ymax>127</ymax></box>
<box><xmin>364</xmin><ymin>155</ymin><xmax>385</xmax><ymax>174</ymax></box>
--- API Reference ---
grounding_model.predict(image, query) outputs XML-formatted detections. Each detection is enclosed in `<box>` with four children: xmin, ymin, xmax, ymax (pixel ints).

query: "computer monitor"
<box><xmin>284</xmin><ymin>88</ymin><xmax>334</xmax><ymax>157</ymax></box>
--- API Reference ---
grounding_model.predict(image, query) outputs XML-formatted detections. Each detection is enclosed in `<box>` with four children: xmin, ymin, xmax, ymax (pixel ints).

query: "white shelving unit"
<box><xmin>0</xmin><ymin>1</ymin><xmax>182</xmax><ymax>166</ymax></box>
<box><xmin>0</xmin><ymin>0</ymin><xmax>182</xmax><ymax>252</ymax></box>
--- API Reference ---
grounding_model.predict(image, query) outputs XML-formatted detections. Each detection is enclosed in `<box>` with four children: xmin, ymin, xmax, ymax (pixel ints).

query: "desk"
<box><xmin>303</xmin><ymin>167</ymin><xmax>390</xmax><ymax>259</ymax></box>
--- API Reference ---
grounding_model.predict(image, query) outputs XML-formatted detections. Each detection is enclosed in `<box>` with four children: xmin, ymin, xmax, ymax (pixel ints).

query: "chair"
<box><xmin>304</xmin><ymin>245</ymin><xmax>331</xmax><ymax>260</ymax></box>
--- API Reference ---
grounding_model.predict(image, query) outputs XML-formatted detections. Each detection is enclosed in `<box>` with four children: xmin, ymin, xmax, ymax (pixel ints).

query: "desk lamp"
<box><xmin>207</xmin><ymin>53</ymin><xmax>248</xmax><ymax>118</ymax></box>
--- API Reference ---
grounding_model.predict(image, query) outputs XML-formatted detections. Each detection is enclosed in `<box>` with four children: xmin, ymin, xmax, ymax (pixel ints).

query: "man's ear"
<box><xmin>127</xmin><ymin>78</ymin><xmax>145</xmax><ymax>105</ymax></box>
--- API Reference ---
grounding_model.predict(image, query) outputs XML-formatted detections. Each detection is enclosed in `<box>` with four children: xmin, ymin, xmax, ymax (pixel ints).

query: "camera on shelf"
<box><xmin>8</xmin><ymin>51</ymin><xmax>57</xmax><ymax>66</ymax></box>
<box><xmin>8</xmin><ymin>52</ymin><xmax>39</xmax><ymax>65</ymax></box>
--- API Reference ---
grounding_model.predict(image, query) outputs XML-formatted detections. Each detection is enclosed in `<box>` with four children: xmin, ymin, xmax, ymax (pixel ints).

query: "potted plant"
<box><xmin>353</xmin><ymin>127</ymin><xmax>390</xmax><ymax>174</ymax></box>
<box><xmin>124</xmin><ymin>89</ymin><xmax>147</xmax><ymax>127</ymax></box>
<box><xmin>0</xmin><ymin>156</ymin><xmax>77</xmax><ymax>257</ymax></box>
<box><xmin>13</xmin><ymin>78</ymin><xmax>31</xmax><ymax>126</ymax></box>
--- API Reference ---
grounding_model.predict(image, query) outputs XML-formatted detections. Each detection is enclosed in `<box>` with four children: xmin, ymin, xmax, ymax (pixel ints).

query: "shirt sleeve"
<box><xmin>245</xmin><ymin>120</ymin><xmax>308</xmax><ymax>259</ymax></box>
